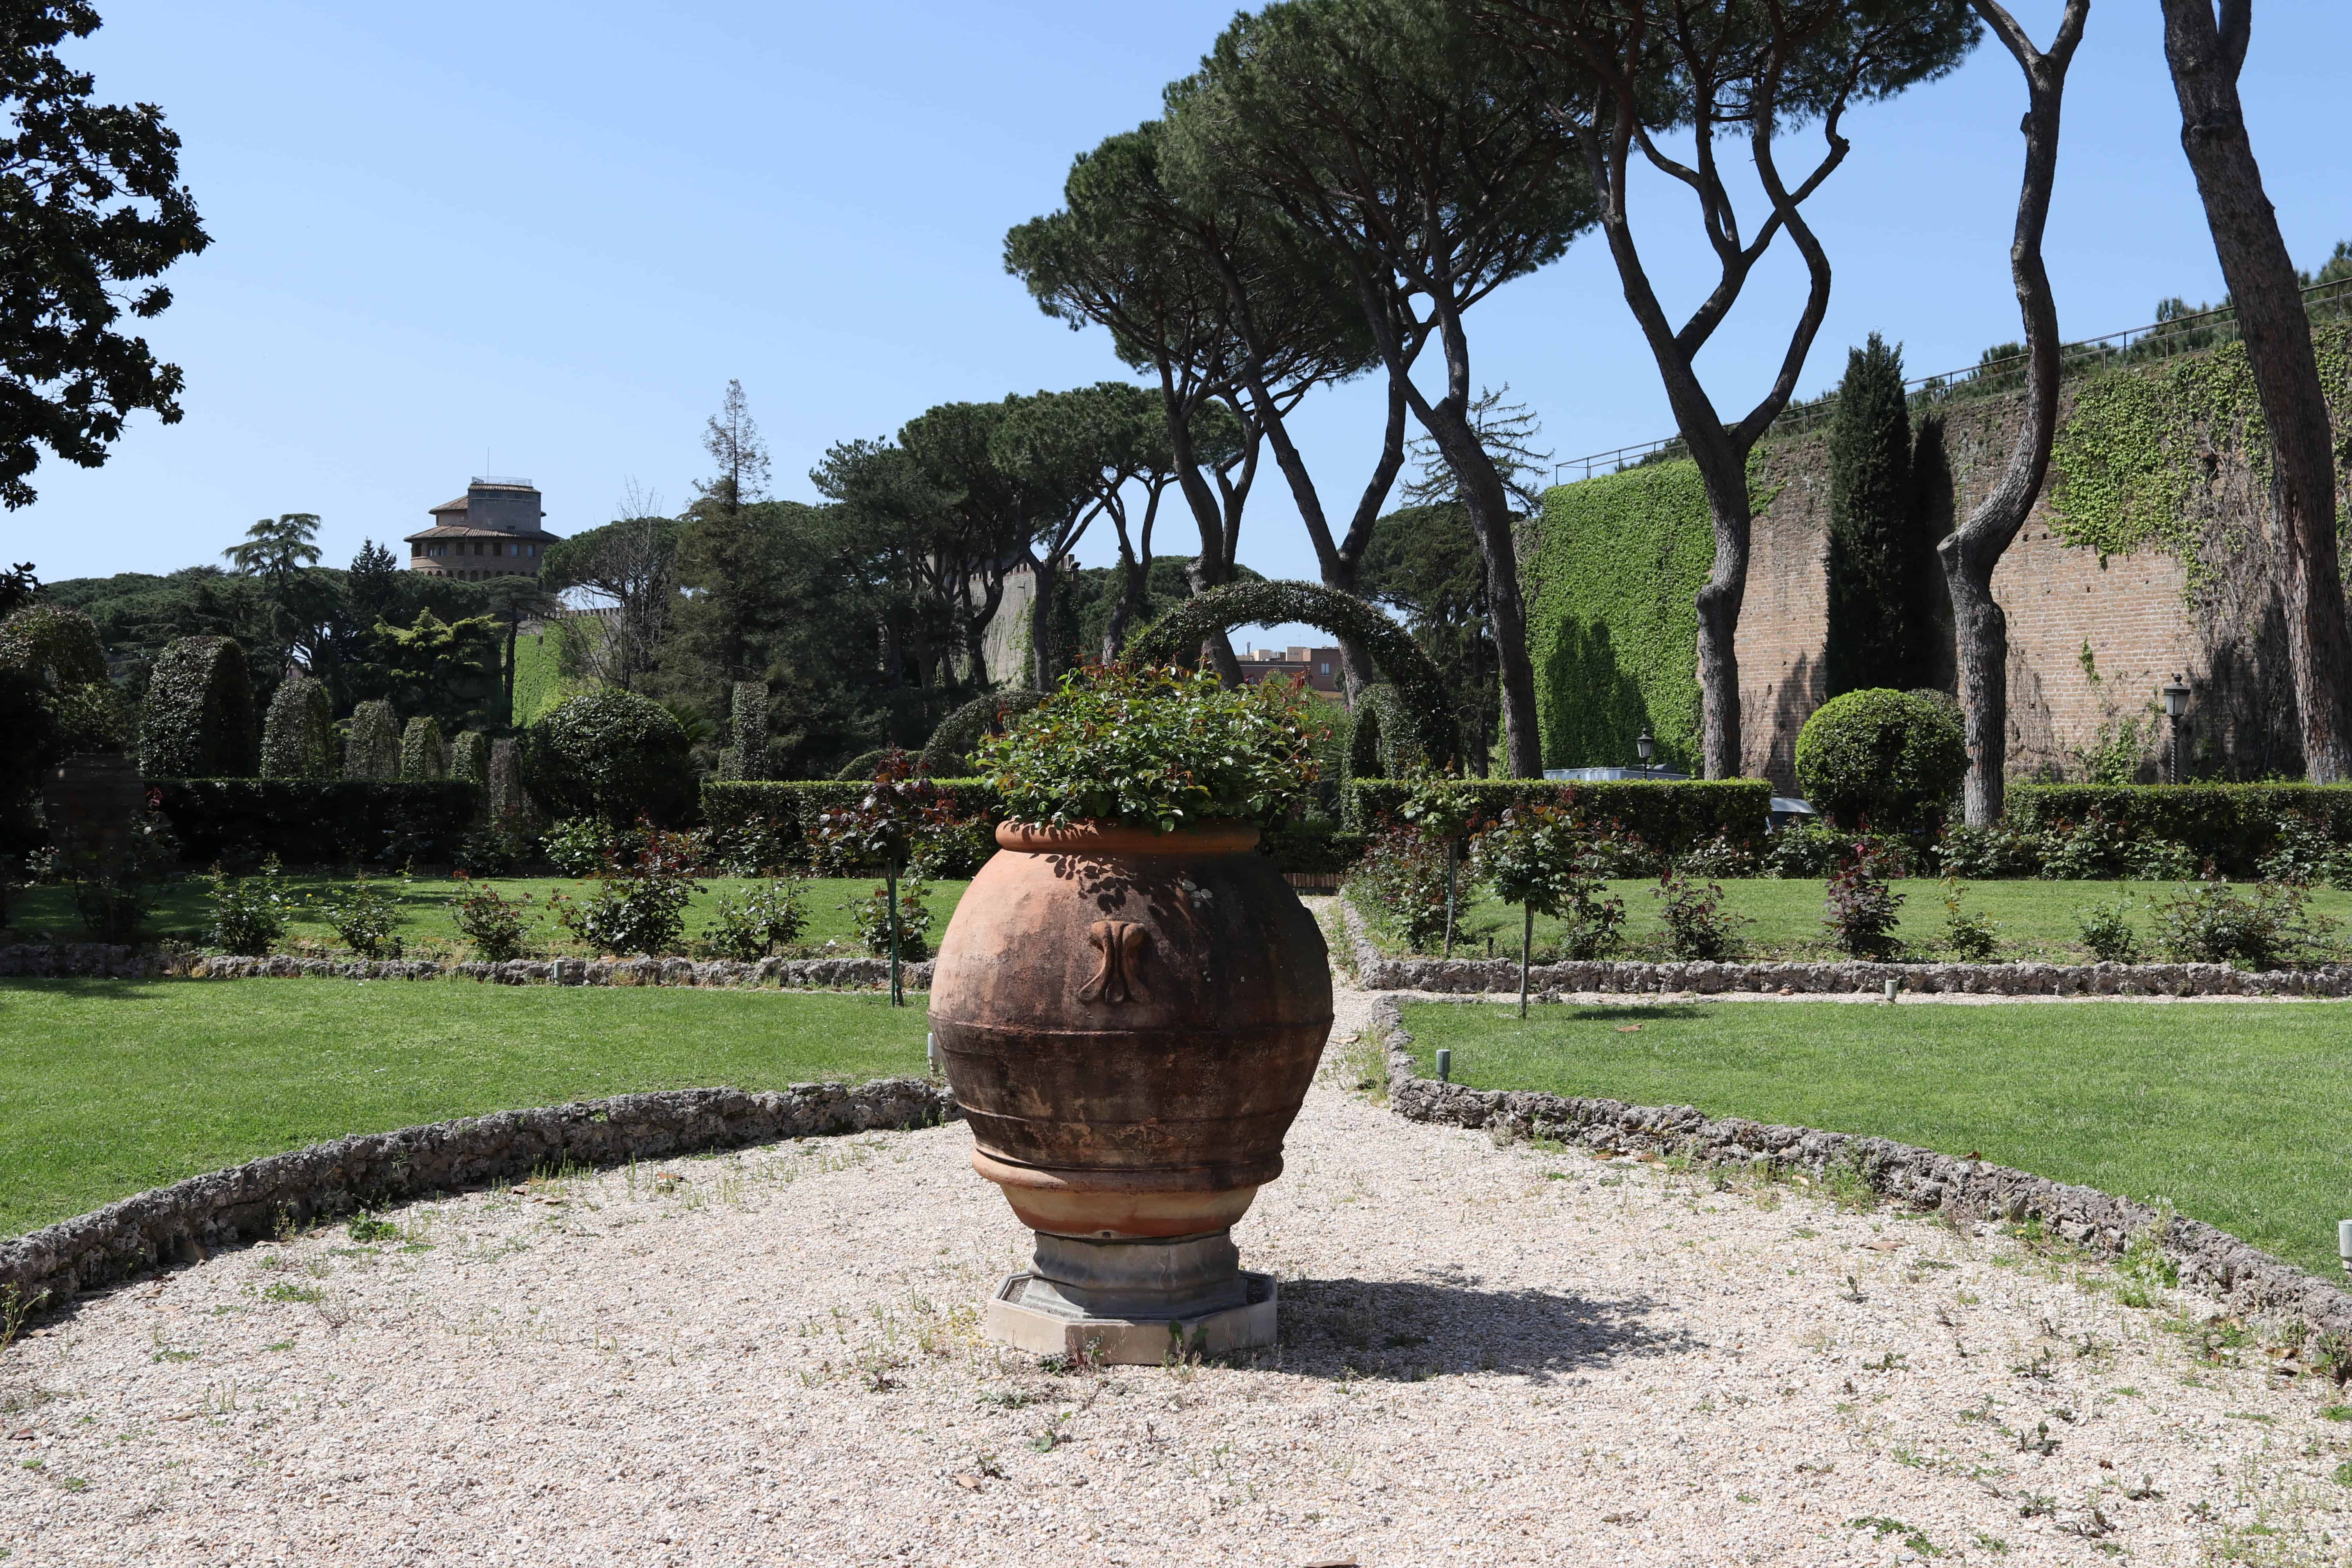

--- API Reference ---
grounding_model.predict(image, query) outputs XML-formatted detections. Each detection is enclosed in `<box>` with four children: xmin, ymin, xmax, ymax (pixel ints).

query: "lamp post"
<box><xmin>2161</xmin><ymin>677</ymin><xmax>2190</xmax><ymax>784</ymax></box>
<box><xmin>1635</xmin><ymin>728</ymin><xmax>1655</xmax><ymax>779</ymax></box>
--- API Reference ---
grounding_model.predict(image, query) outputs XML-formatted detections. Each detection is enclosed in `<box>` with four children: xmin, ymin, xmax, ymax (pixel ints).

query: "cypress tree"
<box><xmin>344</xmin><ymin>700</ymin><xmax>400</xmax><ymax>781</ymax></box>
<box><xmin>399</xmin><ymin>716</ymin><xmax>447</xmax><ymax>780</ymax></box>
<box><xmin>259</xmin><ymin>673</ymin><xmax>335</xmax><ymax>778</ymax></box>
<box><xmin>1824</xmin><ymin>333</ymin><xmax>1918</xmax><ymax>697</ymax></box>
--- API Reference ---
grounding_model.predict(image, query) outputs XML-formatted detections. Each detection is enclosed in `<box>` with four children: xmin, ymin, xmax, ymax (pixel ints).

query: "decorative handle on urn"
<box><xmin>1078</xmin><ymin>920</ymin><xmax>1149</xmax><ymax>1004</ymax></box>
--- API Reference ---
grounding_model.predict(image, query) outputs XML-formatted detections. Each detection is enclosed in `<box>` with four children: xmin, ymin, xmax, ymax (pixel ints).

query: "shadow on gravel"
<box><xmin>1275</xmin><ymin>1273</ymin><xmax>1691</xmax><ymax>1382</ymax></box>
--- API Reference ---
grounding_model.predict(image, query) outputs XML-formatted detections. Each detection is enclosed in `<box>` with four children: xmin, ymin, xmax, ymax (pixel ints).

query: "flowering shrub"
<box><xmin>1938</xmin><ymin>877</ymin><xmax>2001</xmax><ymax>962</ymax></box>
<box><xmin>2150</xmin><ymin>877</ymin><xmax>2341</xmax><ymax>969</ymax></box>
<box><xmin>1822</xmin><ymin>845</ymin><xmax>1904</xmax><ymax>959</ymax></box>
<box><xmin>2075</xmin><ymin>894</ymin><xmax>2142</xmax><ymax>964</ymax></box>
<box><xmin>1349</xmin><ymin>823</ymin><xmax>1453</xmax><ymax>953</ymax></box>
<box><xmin>313</xmin><ymin>872</ymin><xmax>408</xmax><ymax>958</ymax></box>
<box><xmin>207</xmin><ymin>857</ymin><xmax>292</xmax><ymax>956</ymax></box>
<box><xmin>1651</xmin><ymin>871</ymin><xmax>1748</xmax><ymax>960</ymax></box>
<box><xmin>975</xmin><ymin>663</ymin><xmax>1317</xmax><ymax>832</ymax></box>
<box><xmin>701</xmin><ymin>878</ymin><xmax>809</xmax><ymax>960</ymax></box>
<box><xmin>449</xmin><ymin>880</ymin><xmax>537</xmax><ymax>962</ymax></box>
<box><xmin>548</xmin><ymin>822</ymin><xmax>703</xmax><ymax>957</ymax></box>
<box><xmin>846</xmin><ymin>880</ymin><xmax>933</xmax><ymax>960</ymax></box>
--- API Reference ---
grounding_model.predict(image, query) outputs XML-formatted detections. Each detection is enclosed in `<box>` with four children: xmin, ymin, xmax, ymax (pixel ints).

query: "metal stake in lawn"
<box><xmin>1444</xmin><ymin>837</ymin><xmax>1459</xmax><ymax>960</ymax></box>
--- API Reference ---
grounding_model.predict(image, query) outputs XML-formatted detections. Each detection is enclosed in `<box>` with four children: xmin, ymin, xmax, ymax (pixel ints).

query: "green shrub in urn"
<box><xmin>975</xmin><ymin>663</ymin><xmax>1318</xmax><ymax>832</ymax></box>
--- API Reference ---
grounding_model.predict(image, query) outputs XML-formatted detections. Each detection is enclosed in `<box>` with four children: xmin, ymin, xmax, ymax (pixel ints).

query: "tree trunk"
<box><xmin>2159</xmin><ymin>0</ymin><xmax>2352</xmax><ymax>782</ymax></box>
<box><xmin>1686</xmin><ymin>448</ymin><xmax>1752</xmax><ymax>779</ymax></box>
<box><xmin>1027</xmin><ymin>552</ymin><xmax>1057</xmax><ymax>691</ymax></box>
<box><xmin>1400</xmin><ymin>307</ymin><xmax>1543</xmax><ymax>778</ymax></box>
<box><xmin>1938</xmin><ymin>0</ymin><xmax>2089</xmax><ymax>823</ymax></box>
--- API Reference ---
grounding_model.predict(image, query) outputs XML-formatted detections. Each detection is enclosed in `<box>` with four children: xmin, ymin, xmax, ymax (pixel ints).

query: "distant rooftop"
<box><xmin>470</xmin><ymin>475</ymin><xmax>535</xmax><ymax>487</ymax></box>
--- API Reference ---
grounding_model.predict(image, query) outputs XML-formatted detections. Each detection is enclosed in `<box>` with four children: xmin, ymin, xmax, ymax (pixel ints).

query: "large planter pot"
<box><xmin>929</xmin><ymin>819</ymin><xmax>1332</xmax><ymax>1353</ymax></box>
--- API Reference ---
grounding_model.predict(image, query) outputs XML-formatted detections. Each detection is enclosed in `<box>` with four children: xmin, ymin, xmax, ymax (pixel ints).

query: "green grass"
<box><xmin>0</xmin><ymin>979</ymin><xmax>932</xmax><ymax>1237</ymax></box>
<box><xmin>1361</xmin><ymin>878</ymin><xmax>2352</xmax><ymax>963</ymax></box>
<box><xmin>1404</xmin><ymin>999</ymin><xmax>2352</xmax><ymax>1275</ymax></box>
<box><xmin>6</xmin><ymin>875</ymin><xmax>967</xmax><ymax>960</ymax></box>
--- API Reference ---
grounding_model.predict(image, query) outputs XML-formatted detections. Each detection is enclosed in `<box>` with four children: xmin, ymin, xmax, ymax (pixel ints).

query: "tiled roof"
<box><xmin>405</xmin><ymin>524</ymin><xmax>564</xmax><ymax>542</ymax></box>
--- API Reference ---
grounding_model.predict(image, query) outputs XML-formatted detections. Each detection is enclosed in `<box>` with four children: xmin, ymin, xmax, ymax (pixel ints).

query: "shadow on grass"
<box><xmin>1276</xmin><ymin>1274</ymin><xmax>1691</xmax><ymax>1383</ymax></box>
<box><xmin>1554</xmin><ymin>1004</ymin><xmax>1713</xmax><ymax>1023</ymax></box>
<box><xmin>0</xmin><ymin>976</ymin><xmax>191</xmax><ymax>1001</ymax></box>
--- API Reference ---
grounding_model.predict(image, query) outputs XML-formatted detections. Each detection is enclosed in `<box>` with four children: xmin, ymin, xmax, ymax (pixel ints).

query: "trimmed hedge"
<box><xmin>1347</xmin><ymin>778</ymin><xmax>1776</xmax><ymax>855</ymax></box>
<box><xmin>344</xmin><ymin>699</ymin><xmax>399</xmax><ymax>781</ymax></box>
<box><xmin>259</xmin><ymin>675</ymin><xmax>335</xmax><ymax>779</ymax></box>
<box><xmin>449</xmin><ymin>730</ymin><xmax>489</xmax><ymax>789</ymax></box>
<box><xmin>2008</xmin><ymin>784</ymin><xmax>2352</xmax><ymax>877</ymax></box>
<box><xmin>1794</xmin><ymin>688</ymin><xmax>1965</xmax><ymax>829</ymax></box>
<box><xmin>526</xmin><ymin>688</ymin><xmax>695</xmax><ymax>825</ymax></box>
<box><xmin>139</xmin><ymin>636</ymin><xmax>256</xmax><ymax>779</ymax></box>
<box><xmin>153</xmin><ymin>779</ymin><xmax>480</xmax><ymax>867</ymax></box>
<box><xmin>704</xmin><ymin>778</ymin><xmax>1364</xmax><ymax>877</ymax></box>
<box><xmin>399</xmin><ymin>716</ymin><xmax>446</xmax><ymax>781</ymax></box>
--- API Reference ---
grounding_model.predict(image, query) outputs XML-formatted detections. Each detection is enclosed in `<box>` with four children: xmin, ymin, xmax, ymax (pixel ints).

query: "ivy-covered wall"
<box><xmin>1531</xmin><ymin>322</ymin><xmax>2351</xmax><ymax>789</ymax></box>
<box><xmin>1524</xmin><ymin>461</ymin><xmax>1715</xmax><ymax>774</ymax></box>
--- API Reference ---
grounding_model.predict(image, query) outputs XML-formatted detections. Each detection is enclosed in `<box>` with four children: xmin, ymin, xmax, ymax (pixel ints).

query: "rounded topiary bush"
<box><xmin>260</xmin><ymin>674</ymin><xmax>336</xmax><ymax>779</ymax></box>
<box><xmin>525</xmin><ymin>688</ymin><xmax>695</xmax><ymax>825</ymax></box>
<box><xmin>1794</xmin><ymin>687</ymin><xmax>1966</xmax><ymax>829</ymax></box>
<box><xmin>0</xmin><ymin>603</ymin><xmax>109</xmax><ymax>686</ymax></box>
<box><xmin>140</xmin><ymin>635</ymin><xmax>257</xmax><ymax>778</ymax></box>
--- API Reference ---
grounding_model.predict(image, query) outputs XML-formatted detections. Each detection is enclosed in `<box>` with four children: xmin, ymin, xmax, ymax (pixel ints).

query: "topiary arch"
<box><xmin>1123</xmin><ymin>581</ymin><xmax>1460</xmax><ymax>772</ymax></box>
<box><xmin>919</xmin><ymin>690</ymin><xmax>1048</xmax><ymax>777</ymax></box>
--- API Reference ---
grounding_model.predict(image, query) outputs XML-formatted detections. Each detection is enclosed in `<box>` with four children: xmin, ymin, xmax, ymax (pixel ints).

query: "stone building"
<box><xmin>405</xmin><ymin>477</ymin><xmax>563</xmax><ymax>581</ymax></box>
<box><xmin>1238</xmin><ymin>645</ymin><xmax>1345</xmax><ymax>696</ymax></box>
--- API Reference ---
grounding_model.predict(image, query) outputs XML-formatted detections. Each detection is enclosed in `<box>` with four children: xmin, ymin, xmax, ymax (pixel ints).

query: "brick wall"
<box><xmin>1730</xmin><ymin>381</ymin><xmax>2290</xmax><ymax>791</ymax></box>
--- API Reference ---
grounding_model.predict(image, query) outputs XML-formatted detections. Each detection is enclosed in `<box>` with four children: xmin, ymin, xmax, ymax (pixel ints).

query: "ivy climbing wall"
<box><xmin>1529</xmin><ymin>323</ymin><xmax>2352</xmax><ymax>789</ymax></box>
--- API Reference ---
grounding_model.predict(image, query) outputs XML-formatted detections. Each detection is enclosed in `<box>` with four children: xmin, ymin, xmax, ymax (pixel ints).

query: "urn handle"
<box><xmin>1078</xmin><ymin>920</ymin><xmax>1149</xmax><ymax>1004</ymax></box>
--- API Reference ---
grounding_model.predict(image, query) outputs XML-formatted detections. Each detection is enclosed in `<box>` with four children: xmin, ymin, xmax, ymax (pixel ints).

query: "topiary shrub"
<box><xmin>344</xmin><ymin>699</ymin><xmax>400</xmax><ymax>780</ymax></box>
<box><xmin>1343</xmin><ymin>684</ymin><xmax>1427</xmax><ymax>782</ymax></box>
<box><xmin>140</xmin><ymin>635</ymin><xmax>257</xmax><ymax>778</ymax></box>
<box><xmin>448</xmin><ymin>730</ymin><xmax>489</xmax><ymax>790</ymax></box>
<box><xmin>833</xmin><ymin>747</ymin><xmax>891</xmax><ymax>782</ymax></box>
<box><xmin>525</xmin><ymin>688</ymin><xmax>696</xmax><ymax>826</ymax></box>
<box><xmin>259</xmin><ymin>674</ymin><xmax>336</xmax><ymax>779</ymax></box>
<box><xmin>1793</xmin><ymin>688</ymin><xmax>1965</xmax><ymax>830</ymax></box>
<box><xmin>399</xmin><ymin>715</ymin><xmax>446</xmax><ymax>780</ymax></box>
<box><xmin>919</xmin><ymin>689</ymin><xmax>1045</xmax><ymax>777</ymax></box>
<box><xmin>1124</xmin><ymin>579</ymin><xmax>1461</xmax><ymax>771</ymax></box>
<box><xmin>0</xmin><ymin>602</ymin><xmax>108</xmax><ymax>685</ymax></box>
<box><xmin>722</xmin><ymin>681</ymin><xmax>769</xmax><ymax>781</ymax></box>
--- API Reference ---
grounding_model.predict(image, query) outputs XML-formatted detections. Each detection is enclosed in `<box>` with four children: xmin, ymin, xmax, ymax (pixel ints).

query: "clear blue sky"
<box><xmin>11</xmin><ymin>0</ymin><xmax>2350</xmax><ymax>642</ymax></box>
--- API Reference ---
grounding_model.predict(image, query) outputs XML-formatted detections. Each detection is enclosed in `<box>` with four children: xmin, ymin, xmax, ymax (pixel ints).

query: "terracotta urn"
<box><xmin>929</xmin><ymin>819</ymin><xmax>1332</xmax><ymax>1347</ymax></box>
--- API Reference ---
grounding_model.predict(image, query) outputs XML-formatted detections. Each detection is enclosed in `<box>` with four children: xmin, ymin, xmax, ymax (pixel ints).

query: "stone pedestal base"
<box><xmin>984</xmin><ymin>1270</ymin><xmax>1278</xmax><ymax>1364</ymax></box>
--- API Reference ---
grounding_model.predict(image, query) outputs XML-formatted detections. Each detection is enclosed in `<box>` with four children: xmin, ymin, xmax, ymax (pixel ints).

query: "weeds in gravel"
<box><xmin>1822</xmin><ymin>1155</ymin><xmax>1877</xmax><ymax>1213</ymax></box>
<box><xmin>1847</xmin><ymin>1517</ymin><xmax>1942</xmax><ymax>1557</ymax></box>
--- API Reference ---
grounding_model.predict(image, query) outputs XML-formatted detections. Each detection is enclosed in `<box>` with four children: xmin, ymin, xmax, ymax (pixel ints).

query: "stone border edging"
<box><xmin>0</xmin><ymin>1077</ymin><xmax>958</xmax><ymax>1319</ymax></box>
<box><xmin>1335</xmin><ymin>895</ymin><xmax>2352</xmax><ymax>998</ymax></box>
<box><xmin>0</xmin><ymin>942</ymin><xmax>933</xmax><ymax>991</ymax></box>
<box><xmin>1368</xmin><ymin>993</ymin><xmax>2352</xmax><ymax>1335</ymax></box>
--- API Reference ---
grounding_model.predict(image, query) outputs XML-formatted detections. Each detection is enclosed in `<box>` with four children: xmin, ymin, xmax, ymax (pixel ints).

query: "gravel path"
<box><xmin>6</xmin><ymin>982</ymin><xmax>2351</xmax><ymax>1565</ymax></box>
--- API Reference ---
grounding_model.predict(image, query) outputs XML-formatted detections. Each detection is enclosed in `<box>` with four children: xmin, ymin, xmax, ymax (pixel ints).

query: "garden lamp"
<box><xmin>2161</xmin><ymin>677</ymin><xmax>2190</xmax><ymax>784</ymax></box>
<box><xmin>1636</xmin><ymin>728</ymin><xmax>1655</xmax><ymax>777</ymax></box>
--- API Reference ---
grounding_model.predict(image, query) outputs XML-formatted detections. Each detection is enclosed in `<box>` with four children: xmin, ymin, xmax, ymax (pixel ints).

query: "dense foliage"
<box><xmin>976</xmin><ymin>664</ymin><xmax>1318</xmax><ymax>832</ymax></box>
<box><xmin>398</xmin><ymin>715</ymin><xmax>445</xmax><ymax>781</ymax></box>
<box><xmin>258</xmin><ymin>673</ymin><xmax>334</xmax><ymax>779</ymax></box>
<box><xmin>524</xmin><ymin>688</ymin><xmax>696</xmax><ymax>826</ymax></box>
<box><xmin>343</xmin><ymin>699</ymin><xmax>399</xmax><ymax>781</ymax></box>
<box><xmin>1472</xmin><ymin>804</ymin><xmax>1626</xmax><ymax>960</ymax></box>
<box><xmin>138</xmin><ymin>635</ymin><xmax>256</xmax><ymax>779</ymax></box>
<box><xmin>152</xmin><ymin>779</ymin><xmax>477</xmax><ymax>867</ymax></box>
<box><xmin>1348</xmin><ymin>778</ymin><xmax>1770</xmax><ymax>858</ymax></box>
<box><xmin>1794</xmin><ymin>688</ymin><xmax>1967</xmax><ymax>829</ymax></box>
<box><xmin>1824</xmin><ymin>333</ymin><xmax>1937</xmax><ymax>697</ymax></box>
<box><xmin>0</xmin><ymin>0</ymin><xmax>211</xmax><ymax>510</ymax></box>
<box><xmin>1525</xmin><ymin>461</ymin><xmax>1720</xmax><ymax>773</ymax></box>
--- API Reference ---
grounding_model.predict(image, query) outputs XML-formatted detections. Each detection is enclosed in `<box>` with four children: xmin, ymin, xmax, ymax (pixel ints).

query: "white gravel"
<box><xmin>6</xmin><ymin>982</ymin><xmax>2352</xmax><ymax>1565</ymax></box>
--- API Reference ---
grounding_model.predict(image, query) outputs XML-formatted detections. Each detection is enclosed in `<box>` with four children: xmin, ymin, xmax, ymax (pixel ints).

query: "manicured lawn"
<box><xmin>0</xmin><ymin>980</ymin><xmax>931</xmax><ymax>1237</ymax></box>
<box><xmin>1360</xmin><ymin>878</ymin><xmax>2352</xmax><ymax>963</ymax></box>
<box><xmin>1403</xmin><ymin>998</ymin><xmax>2352</xmax><ymax>1276</ymax></box>
<box><xmin>6</xmin><ymin>875</ymin><xmax>969</xmax><ymax>960</ymax></box>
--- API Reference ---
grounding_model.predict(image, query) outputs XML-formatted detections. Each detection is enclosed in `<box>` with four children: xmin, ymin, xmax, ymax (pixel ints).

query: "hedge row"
<box><xmin>702</xmin><ymin>779</ymin><xmax>1368</xmax><ymax>877</ymax></box>
<box><xmin>2008</xmin><ymin>783</ymin><xmax>2352</xmax><ymax>874</ymax></box>
<box><xmin>154</xmin><ymin>779</ymin><xmax>480</xmax><ymax>866</ymax></box>
<box><xmin>1345</xmin><ymin>778</ymin><xmax>1777</xmax><ymax>854</ymax></box>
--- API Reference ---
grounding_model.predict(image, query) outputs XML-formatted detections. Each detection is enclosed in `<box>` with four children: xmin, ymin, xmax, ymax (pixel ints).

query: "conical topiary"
<box><xmin>399</xmin><ymin>715</ymin><xmax>447</xmax><ymax>780</ymax></box>
<box><xmin>486</xmin><ymin>735</ymin><xmax>540</xmax><ymax>836</ymax></box>
<box><xmin>259</xmin><ymin>673</ymin><xmax>336</xmax><ymax>779</ymax></box>
<box><xmin>344</xmin><ymin>700</ymin><xmax>400</xmax><ymax>780</ymax></box>
<box><xmin>724</xmin><ymin>681</ymin><xmax>768</xmax><ymax>781</ymax></box>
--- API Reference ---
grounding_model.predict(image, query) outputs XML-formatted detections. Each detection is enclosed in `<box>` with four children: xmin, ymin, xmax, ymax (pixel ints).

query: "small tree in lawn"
<box><xmin>811</xmin><ymin>749</ymin><xmax>962</xmax><ymax>1007</ymax></box>
<box><xmin>1473</xmin><ymin>803</ymin><xmax>1625</xmax><ymax>1016</ymax></box>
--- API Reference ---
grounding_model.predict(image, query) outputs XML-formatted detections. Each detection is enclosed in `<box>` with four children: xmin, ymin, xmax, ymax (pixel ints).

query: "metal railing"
<box><xmin>1552</xmin><ymin>273</ymin><xmax>2352</xmax><ymax>486</ymax></box>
